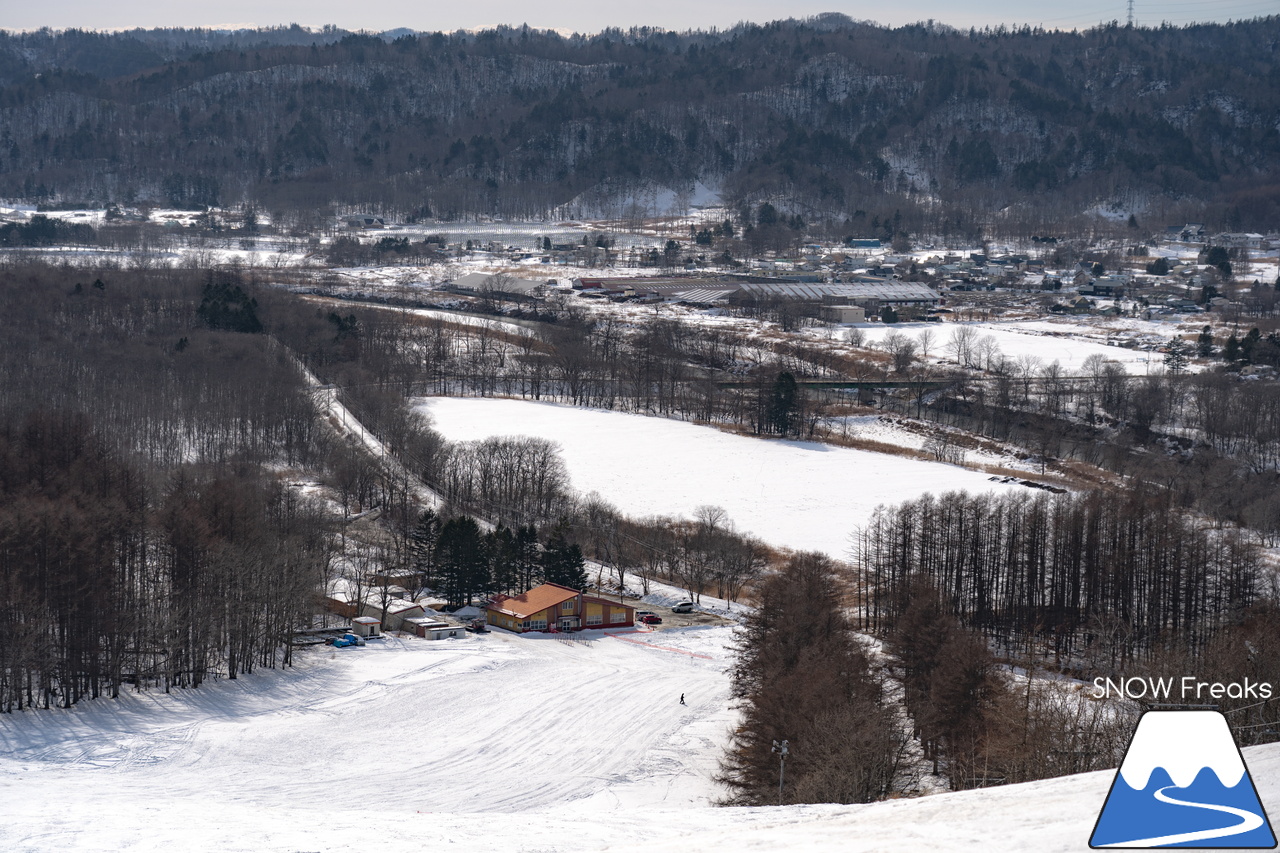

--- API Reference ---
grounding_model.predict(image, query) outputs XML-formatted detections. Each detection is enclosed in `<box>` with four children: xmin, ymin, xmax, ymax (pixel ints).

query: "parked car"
<box><xmin>635</xmin><ymin>610</ymin><xmax>656</xmax><ymax>619</ymax></box>
<box><xmin>672</xmin><ymin>601</ymin><xmax>694</xmax><ymax>613</ymax></box>
<box><xmin>327</xmin><ymin>633</ymin><xmax>365</xmax><ymax>648</ymax></box>
<box><xmin>465</xmin><ymin>618</ymin><xmax>490</xmax><ymax>633</ymax></box>
<box><xmin>639</xmin><ymin>613</ymin><xmax>662</xmax><ymax>625</ymax></box>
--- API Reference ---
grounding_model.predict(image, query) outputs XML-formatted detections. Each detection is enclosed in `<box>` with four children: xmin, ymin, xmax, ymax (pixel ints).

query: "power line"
<box><xmin>1223</xmin><ymin>697</ymin><xmax>1276</xmax><ymax>715</ymax></box>
<box><xmin>1134</xmin><ymin>0</ymin><xmax>1279</xmax><ymax>10</ymax></box>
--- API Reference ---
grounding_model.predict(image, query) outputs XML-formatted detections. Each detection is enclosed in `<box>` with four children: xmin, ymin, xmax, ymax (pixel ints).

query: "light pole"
<box><xmin>771</xmin><ymin>739</ymin><xmax>789</xmax><ymax>805</ymax></box>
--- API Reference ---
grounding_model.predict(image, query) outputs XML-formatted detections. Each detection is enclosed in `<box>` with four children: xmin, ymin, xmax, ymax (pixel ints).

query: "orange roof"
<box><xmin>488</xmin><ymin>583</ymin><xmax>579</xmax><ymax>619</ymax></box>
<box><xmin>583</xmin><ymin>594</ymin><xmax>633</xmax><ymax>611</ymax></box>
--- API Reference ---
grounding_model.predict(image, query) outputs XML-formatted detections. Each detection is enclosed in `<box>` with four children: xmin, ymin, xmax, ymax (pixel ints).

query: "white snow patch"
<box><xmin>419</xmin><ymin>396</ymin><xmax>1033</xmax><ymax>558</ymax></box>
<box><xmin>850</xmin><ymin>320</ymin><xmax>1163</xmax><ymax>374</ymax></box>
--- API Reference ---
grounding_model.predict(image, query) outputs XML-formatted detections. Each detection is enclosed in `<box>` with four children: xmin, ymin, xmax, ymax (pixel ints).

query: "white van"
<box><xmin>672</xmin><ymin>600</ymin><xmax>694</xmax><ymax>613</ymax></box>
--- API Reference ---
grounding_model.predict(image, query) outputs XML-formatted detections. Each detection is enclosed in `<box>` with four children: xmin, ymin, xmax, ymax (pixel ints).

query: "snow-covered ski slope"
<box><xmin>0</xmin><ymin>627</ymin><xmax>733</xmax><ymax>851</ymax></box>
<box><xmin>2</xmin><ymin>625</ymin><xmax>1276</xmax><ymax>852</ymax></box>
<box><xmin>420</xmin><ymin>396</ymin><xmax>1033</xmax><ymax>557</ymax></box>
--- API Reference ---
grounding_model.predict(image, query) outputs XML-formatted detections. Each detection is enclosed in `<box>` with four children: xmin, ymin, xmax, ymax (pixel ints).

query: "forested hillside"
<box><xmin>2</xmin><ymin>16</ymin><xmax>1279</xmax><ymax>233</ymax></box>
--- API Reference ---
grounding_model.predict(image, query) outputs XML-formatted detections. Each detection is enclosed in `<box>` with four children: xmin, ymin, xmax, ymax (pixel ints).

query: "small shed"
<box><xmin>351</xmin><ymin>616</ymin><xmax>381</xmax><ymax>638</ymax></box>
<box><xmin>404</xmin><ymin>618</ymin><xmax>464</xmax><ymax>640</ymax></box>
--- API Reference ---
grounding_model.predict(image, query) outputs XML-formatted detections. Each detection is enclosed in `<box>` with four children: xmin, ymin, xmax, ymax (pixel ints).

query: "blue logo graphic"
<box><xmin>1091</xmin><ymin>710</ymin><xmax>1276</xmax><ymax>848</ymax></box>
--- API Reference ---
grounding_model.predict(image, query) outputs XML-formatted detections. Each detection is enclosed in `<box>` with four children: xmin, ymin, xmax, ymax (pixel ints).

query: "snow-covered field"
<box><xmin>849</xmin><ymin>320</ymin><xmax>1169</xmax><ymax>374</ymax></box>
<box><xmin>419</xmin><ymin>396</ymin><xmax>1034</xmax><ymax>558</ymax></box>
<box><xmin>3</xmin><ymin>624</ymin><xmax>1275</xmax><ymax>853</ymax></box>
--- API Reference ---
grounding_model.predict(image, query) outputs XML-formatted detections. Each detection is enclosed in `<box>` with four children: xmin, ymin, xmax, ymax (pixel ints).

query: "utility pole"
<box><xmin>771</xmin><ymin>739</ymin><xmax>789</xmax><ymax>805</ymax></box>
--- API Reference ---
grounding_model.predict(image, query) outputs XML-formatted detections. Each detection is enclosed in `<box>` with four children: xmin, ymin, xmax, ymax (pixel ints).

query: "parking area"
<box><xmin>625</xmin><ymin>599</ymin><xmax>733</xmax><ymax>630</ymax></box>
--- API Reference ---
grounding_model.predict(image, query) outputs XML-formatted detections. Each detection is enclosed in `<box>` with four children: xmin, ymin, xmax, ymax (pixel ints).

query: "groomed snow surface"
<box><xmin>419</xmin><ymin>396</ymin><xmax>1031</xmax><ymax>558</ymax></box>
<box><xmin>5</xmin><ymin>398</ymin><xmax>1276</xmax><ymax>851</ymax></box>
<box><xmin>0</xmin><ymin>626</ymin><xmax>730</xmax><ymax>852</ymax></box>
<box><xmin>3</xmin><ymin>625</ymin><xmax>1276</xmax><ymax>853</ymax></box>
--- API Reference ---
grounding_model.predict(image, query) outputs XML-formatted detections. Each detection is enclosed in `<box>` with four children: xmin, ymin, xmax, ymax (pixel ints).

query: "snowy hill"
<box><xmin>2</xmin><ymin>623</ymin><xmax>1275</xmax><ymax>853</ymax></box>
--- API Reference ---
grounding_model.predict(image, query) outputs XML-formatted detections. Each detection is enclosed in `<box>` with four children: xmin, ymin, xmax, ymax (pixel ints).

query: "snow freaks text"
<box><xmin>1092</xmin><ymin>676</ymin><xmax>1274</xmax><ymax>702</ymax></box>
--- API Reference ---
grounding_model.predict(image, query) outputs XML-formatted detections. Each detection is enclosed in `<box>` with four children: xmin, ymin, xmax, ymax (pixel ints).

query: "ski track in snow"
<box><xmin>0</xmin><ymin>625</ymin><xmax>1277</xmax><ymax>852</ymax></box>
<box><xmin>0</xmin><ymin>627</ymin><xmax>737</xmax><ymax>850</ymax></box>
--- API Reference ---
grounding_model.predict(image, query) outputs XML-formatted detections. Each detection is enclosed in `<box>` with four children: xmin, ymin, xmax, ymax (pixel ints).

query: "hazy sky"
<box><xmin>10</xmin><ymin>0</ymin><xmax>1278</xmax><ymax>35</ymax></box>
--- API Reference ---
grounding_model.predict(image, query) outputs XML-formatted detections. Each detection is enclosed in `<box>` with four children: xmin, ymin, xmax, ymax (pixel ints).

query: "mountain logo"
<box><xmin>1091</xmin><ymin>710</ymin><xmax>1276</xmax><ymax>848</ymax></box>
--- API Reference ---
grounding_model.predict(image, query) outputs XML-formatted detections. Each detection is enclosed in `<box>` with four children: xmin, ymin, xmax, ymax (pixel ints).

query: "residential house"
<box><xmin>1081</xmin><ymin>275</ymin><xmax>1128</xmax><ymax>297</ymax></box>
<box><xmin>1175</xmin><ymin>223</ymin><xmax>1206</xmax><ymax>243</ymax></box>
<box><xmin>1164</xmin><ymin>297</ymin><xmax>1200</xmax><ymax>312</ymax></box>
<box><xmin>1212</xmin><ymin>233</ymin><xmax>1264</xmax><ymax>250</ymax></box>
<box><xmin>485</xmin><ymin>583</ymin><xmax>635</xmax><ymax>633</ymax></box>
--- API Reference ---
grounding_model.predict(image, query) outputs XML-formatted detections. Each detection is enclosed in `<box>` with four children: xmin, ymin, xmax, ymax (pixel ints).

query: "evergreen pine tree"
<box><xmin>436</xmin><ymin>516</ymin><xmax>489</xmax><ymax>607</ymax></box>
<box><xmin>1163</xmin><ymin>338</ymin><xmax>1189</xmax><ymax>374</ymax></box>
<box><xmin>514</xmin><ymin>524</ymin><xmax>540</xmax><ymax>589</ymax></box>
<box><xmin>1224</xmin><ymin>332</ymin><xmax>1241</xmax><ymax>362</ymax></box>
<box><xmin>408</xmin><ymin>508</ymin><xmax>440</xmax><ymax>590</ymax></box>
<box><xmin>197</xmin><ymin>275</ymin><xmax>262</xmax><ymax>333</ymax></box>
<box><xmin>487</xmin><ymin>525</ymin><xmax>520</xmax><ymax>595</ymax></box>
<box><xmin>767</xmin><ymin>371</ymin><xmax>799</xmax><ymax>436</ymax></box>
<box><xmin>1197</xmin><ymin>325</ymin><xmax>1214</xmax><ymax>358</ymax></box>
<box><xmin>1241</xmin><ymin>327</ymin><xmax>1262</xmax><ymax>363</ymax></box>
<box><xmin>541</xmin><ymin>518</ymin><xmax>587</xmax><ymax>589</ymax></box>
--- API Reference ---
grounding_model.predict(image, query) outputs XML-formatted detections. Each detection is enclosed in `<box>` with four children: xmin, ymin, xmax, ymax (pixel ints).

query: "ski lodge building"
<box><xmin>485</xmin><ymin>583</ymin><xmax>635</xmax><ymax>633</ymax></box>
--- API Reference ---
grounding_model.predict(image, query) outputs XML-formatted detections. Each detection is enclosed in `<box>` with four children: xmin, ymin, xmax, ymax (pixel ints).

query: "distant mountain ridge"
<box><xmin>1</xmin><ymin>16</ymin><xmax>1278</xmax><ymax>233</ymax></box>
